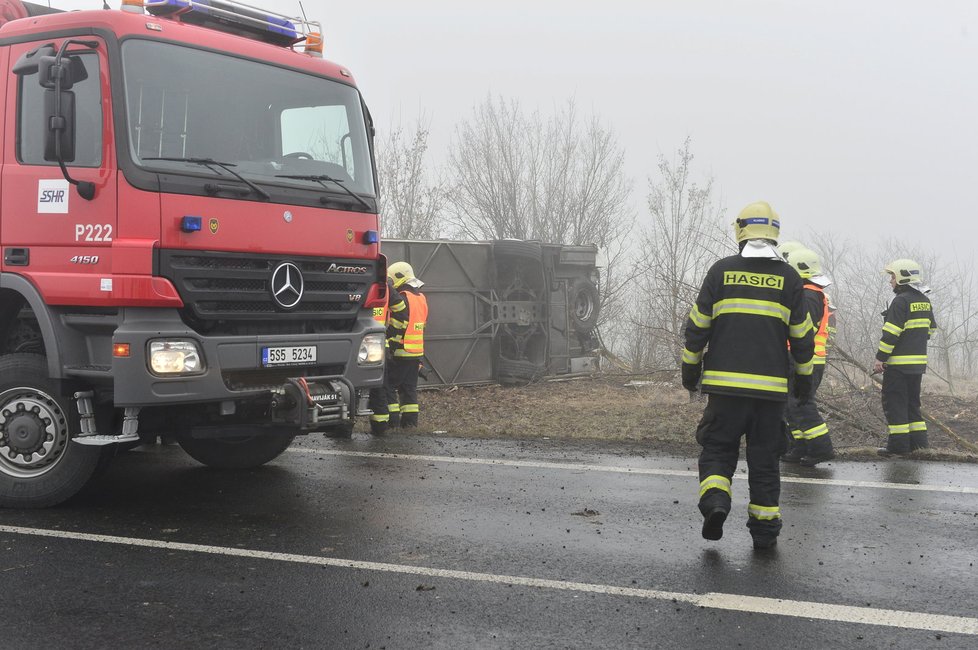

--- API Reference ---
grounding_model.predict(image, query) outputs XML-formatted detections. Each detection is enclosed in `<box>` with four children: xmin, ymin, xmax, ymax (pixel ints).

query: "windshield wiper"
<box><xmin>276</xmin><ymin>174</ymin><xmax>371</xmax><ymax>211</ymax></box>
<box><xmin>143</xmin><ymin>157</ymin><xmax>271</xmax><ymax>201</ymax></box>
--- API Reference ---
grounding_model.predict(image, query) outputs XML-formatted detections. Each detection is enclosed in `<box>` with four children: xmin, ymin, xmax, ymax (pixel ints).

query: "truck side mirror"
<box><xmin>43</xmin><ymin>88</ymin><xmax>76</xmax><ymax>163</ymax></box>
<box><xmin>12</xmin><ymin>44</ymin><xmax>57</xmax><ymax>76</ymax></box>
<box><xmin>37</xmin><ymin>54</ymin><xmax>88</xmax><ymax>90</ymax></box>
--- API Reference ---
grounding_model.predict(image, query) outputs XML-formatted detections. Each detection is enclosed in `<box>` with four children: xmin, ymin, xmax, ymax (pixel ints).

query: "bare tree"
<box><xmin>376</xmin><ymin>116</ymin><xmax>443</xmax><ymax>239</ymax></box>
<box><xmin>445</xmin><ymin>96</ymin><xmax>632</xmax><ymax>247</ymax></box>
<box><xmin>627</xmin><ymin>137</ymin><xmax>728</xmax><ymax>369</ymax></box>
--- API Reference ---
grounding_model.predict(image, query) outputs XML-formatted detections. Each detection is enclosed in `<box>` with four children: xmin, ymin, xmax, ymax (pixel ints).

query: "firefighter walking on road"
<box><xmin>682</xmin><ymin>201</ymin><xmax>815</xmax><ymax>550</ymax></box>
<box><xmin>781</xmin><ymin>248</ymin><xmax>836</xmax><ymax>466</ymax></box>
<box><xmin>385</xmin><ymin>262</ymin><xmax>428</xmax><ymax>429</ymax></box>
<box><xmin>367</xmin><ymin>276</ymin><xmax>398</xmax><ymax>435</ymax></box>
<box><xmin>875</xmin><ymin>259</ymin><xmax>937</xmax><ymax>456</ymax></box>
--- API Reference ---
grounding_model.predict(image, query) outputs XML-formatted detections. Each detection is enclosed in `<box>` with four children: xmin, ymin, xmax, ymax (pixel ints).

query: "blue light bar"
<box><xmin>181</xmin><ymin>216</ymin><xmax>202</xmax><ymax>232</ymax></box>
<box><xmin>144</xmin><ymin>0</ymin><xmax>313</xmax><ymax>46</ymax></box>
<box><xmin>362</xmin><ymin>230</ymin><xmax>379</xmax><ymax>245</ymax></box>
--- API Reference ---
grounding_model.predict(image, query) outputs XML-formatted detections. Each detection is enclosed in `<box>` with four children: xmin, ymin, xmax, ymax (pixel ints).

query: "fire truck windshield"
<box><xmin>121</xmin><ymin>39</ymin><xmax>375</xmax><ymax>199</ymax></box>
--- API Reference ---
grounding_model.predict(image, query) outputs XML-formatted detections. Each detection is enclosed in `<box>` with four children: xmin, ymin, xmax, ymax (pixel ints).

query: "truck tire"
<box><xmin>178</xmin><ymin>433</ymin><xmax>295</xmax><ymax>469</ymax></box>
<box><xmin>569</xmin><ymin>279</ymin><xmax>601</xmax><ymax>334</ymax></box>
<box><xmin>0</xmin><ymin>354</ymin><xmax>102</xmax><ymax>508</ymax></box>
<box><xmin>496</xmin><ymin>358</ymin><xmax>544</xmax><ymax>385</ymax></box>
<box><xmin>493</xmin><ymin>239</ymin><xmax>542</xmax><ymax>261</ymax></box>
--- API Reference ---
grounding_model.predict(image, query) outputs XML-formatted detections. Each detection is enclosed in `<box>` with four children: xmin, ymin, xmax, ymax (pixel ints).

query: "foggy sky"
<box><xmin>52</xmin><ymin>1</ymin><xmax>978</xmax><ymax>256</ymax></box>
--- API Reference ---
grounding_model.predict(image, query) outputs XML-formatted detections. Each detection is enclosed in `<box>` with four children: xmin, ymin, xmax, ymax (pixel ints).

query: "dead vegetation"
<box><xmin>394</xmin><ymin>374</ymin><xmax>978</xmax><ymax>463</ymax></box>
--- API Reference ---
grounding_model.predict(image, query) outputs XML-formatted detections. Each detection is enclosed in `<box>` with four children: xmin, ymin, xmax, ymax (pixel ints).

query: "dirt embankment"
<box><xmin>396</xmin><ymin>375</ymin><xmax>978</xmax><ymax>462</ymax></box>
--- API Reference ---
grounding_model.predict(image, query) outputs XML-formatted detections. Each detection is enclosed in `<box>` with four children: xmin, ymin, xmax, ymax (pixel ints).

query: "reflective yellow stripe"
<box><xmin>702</xmin><ymin>370</ymin><xmax>788</xmax><ymax>393</ymax></box>
<box><xmin>748</xmin><ymin>503</ymin><xmax>781</xmax><ymax>520</ymax></box>
<box><xmin>795</xmin><ymin>357</ymin><xmax>814</xmax><ymax>376</ymax></box>
<box><xmin>389</xmin><ymin>317</ymin><xmax>407</xmax><ymax>329</ymax></box>
<box><xmin>713</xmin><ymin>298</ymin><xmax>790</xmax><ymax>323</ymax></box>
<box><xmin>904</xmin><ymin>318</ymin><xmax>931</xmax><ymax>329</ymax></box>
<box><xmin>388</xmin><ymin>404</ymin><xmax>401</xmax><ymax>413</ymax></box>
<box><xmin>789</xmin><ymin>315</ymin><xmax>814</xmax><ymax>338</ymax></box>
<box><xmin>682</xmin><ymin>348</ymin><xmax>703</xmax><ymax>364</ymax></box>
<box><xmin>801</xmin><ymin>423</ymin><xmax>829</xmax><ymax>440</ymax></box>
<box><xmin>791</xmin><ymin>429</ymin><xmax>804</xmax><ymax>441</ymax></box>
<box><xmin>878</xmin><ymin>342</ymin><xmax>895</xmax><ymax>354</ymax></box>
<box><xmin>812</xmin><ymin>356</ymin><xmax>826</xmax><ymax>365</ymax></box>
<box><xmin>390</xmin><ymin>301</ymin><xmax>407</xmax><ymax>313</ymax></box>
<box><xmin>882</xmin><ymin>322</ymin><xmax>903</xmax><ymax>336</ymax></box>
<box><xmin>909</xmin><ymin>421</ymin><xmax>927</xmax><ymax>432</ymax></box>
<box><xmin>888</xmin><ymin>423</ymin><xmax>910</xmax><ymax>434</ymax></box>
<box><xmin>689</xmin><ymin>305</ymin><xmax>712</xmax><ymax>328</ymax></box>
<box><xmin>393</xmin><ymin>350</ymin><xmax>424</xmax><ymax>357</ymax></box>
<box><xmin>929</xmin><ymin>328</ymin><xmax>936</xmax><ymax>336</ymax></box>
<box><xmin>699</xmin><ymin>475</ymin><xmax>731</xmax><ymax>498</ymax></box>
<box><xmin>370</xmin><ymin>414</ymin><xmax>389</xmax><ymax>423</ymax></box>
<box><xmin>400</xmin><ymin>404</ymin><xmax>419</xmax><ymax>413</ymax></box>
<box><xmin>888</xmin><ymin>355</ymin><xmax>927</xmax><ymax>366</ymax></box>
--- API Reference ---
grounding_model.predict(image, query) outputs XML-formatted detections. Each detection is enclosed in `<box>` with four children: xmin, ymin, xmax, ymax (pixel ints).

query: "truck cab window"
<box><xmin>17</xmin><ymin>52</ymin><xmax>102</xmax><ymax>167</ymax></box>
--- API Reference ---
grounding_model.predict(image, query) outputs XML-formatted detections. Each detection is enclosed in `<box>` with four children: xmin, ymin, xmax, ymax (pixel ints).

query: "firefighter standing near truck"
<box><xmin>781</xmin><ymin>248</ymin><xmax>836</xmax><ymax>466</ymax></box>
<box><xmin>875</xmin><ymin>259</ymin><xmax>937</xmax><ymax>456</ymax></box>
<box><xmin>367</xmin><ymin>277</ymin><xmax>402</xmax><ymax>435</ymax></box>
<box><xmin>682</xmin><ymin>201</ymin><xmax>815</xmax><ymax>550</ymax></box>
<box><xmin>385</xmin><ymin>262</ymin><xmax>428</xmax><ymax>428</ymax></box>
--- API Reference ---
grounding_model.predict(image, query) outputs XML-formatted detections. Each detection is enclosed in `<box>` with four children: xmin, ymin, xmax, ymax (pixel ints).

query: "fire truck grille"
<box><xmin>158</xmin><ymin>250</ymin><xmax>375</xmax><ymax>328</ymax></box>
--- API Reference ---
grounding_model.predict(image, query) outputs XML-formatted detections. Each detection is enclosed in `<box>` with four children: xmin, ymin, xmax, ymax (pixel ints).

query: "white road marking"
<box><xmin>1</xmin><ymin>524</ymin><xmax>975</xmax><ymax>636</ymax></box>
<box><xmin>288</xmin><ymin>448</ymin><xmax>978</xmax><ymax>494</ymax></box>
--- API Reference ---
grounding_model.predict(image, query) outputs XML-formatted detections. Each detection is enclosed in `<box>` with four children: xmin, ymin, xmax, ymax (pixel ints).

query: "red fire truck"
<box><xmin>0</xmin><ymin>0</ymin><xmax>387</xmax><ymax>507</ymax></box>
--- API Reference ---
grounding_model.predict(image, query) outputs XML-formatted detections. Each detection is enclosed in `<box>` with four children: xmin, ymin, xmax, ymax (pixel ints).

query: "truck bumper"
<box><xmin>110</xmin><ymin>308</ymin><xmax>384</xmax><ymax>414</ymax></box>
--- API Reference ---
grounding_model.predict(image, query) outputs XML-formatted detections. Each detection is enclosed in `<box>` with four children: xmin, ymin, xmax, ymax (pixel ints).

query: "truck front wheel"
<box><xmin>0</xmin><ymin>354</ymin><xmax>102</xmax><ymax>508</ymax></box>
<box><xmin>178</xmin><ymin>433</ymin><xmax>295</xmax><ymax>469</ymax></box>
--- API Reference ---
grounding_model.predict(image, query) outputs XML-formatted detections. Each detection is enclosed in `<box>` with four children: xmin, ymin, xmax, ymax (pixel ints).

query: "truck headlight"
<box><xmin>148</xmin><ymin>340</ymin><xmax>204</xmax><ymax>375</ymax></box>
<box><xmin>358</xmin><ymin>333</ymin><xmax>384</xmax><ymax>365</ymax></box>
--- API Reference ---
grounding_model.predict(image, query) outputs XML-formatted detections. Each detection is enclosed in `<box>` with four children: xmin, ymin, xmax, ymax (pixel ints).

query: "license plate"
<box><xmin>262</xmin><ymin>345</ymin><xmax>317</xmax><ymax>367</ymax></box>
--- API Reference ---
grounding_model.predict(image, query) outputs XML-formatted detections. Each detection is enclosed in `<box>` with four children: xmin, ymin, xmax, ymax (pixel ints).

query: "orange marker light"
<box><xmin>113</xmin><ymin>343</ymin><xmax>131</xmax><ymax>358</ymax></box>
<box><xmin>121</xmin><ymin>0</ymin><xmax>144</xmax><ymax>13</ymax></box>
<box><xmin>305</xmin><ymin>32</ymin><xmax>324</xmax><ymax>57</ymax></box>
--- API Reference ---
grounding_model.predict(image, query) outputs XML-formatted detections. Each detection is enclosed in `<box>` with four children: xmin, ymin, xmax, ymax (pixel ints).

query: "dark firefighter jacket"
<box><xmin>683</xmin><ymin>255</ymin><xmax>816</xmax><ymax>401</ymax></box>
<box><xmin>876</xmin><ymin>286</ymin><xmax>937</xmax><ymax>374</ymax></box>
<box><xmin>387</xmin><ymin>284</ymin><xmax>428</xmax><ymax>358</ymax></box>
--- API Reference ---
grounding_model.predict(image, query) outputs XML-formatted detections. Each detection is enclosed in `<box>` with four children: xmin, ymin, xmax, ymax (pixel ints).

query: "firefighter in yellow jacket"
<box><xmin>781</xmin><ymin>248</ymin><xmax>835</xmax><ymax>466</ymax></box>
<box><xmin>875</xmin><ymin>259</ymin><xmax>937</xmax><ymax>456</ymax></box>
<box><xmin>682</xmin><ymin>202</ymin><xmax>815</xmax><ymax>550</ymax></box>
<box><xmin>385</xmin><ymin>262</ymin><xmax>428</xmax><ymax>428</ymax></box>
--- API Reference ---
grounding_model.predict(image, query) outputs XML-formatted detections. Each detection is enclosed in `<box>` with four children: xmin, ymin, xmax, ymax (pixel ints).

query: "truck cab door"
<box><xmin>1</xmin><ymin>38</ymin><xmax>117</xmax><ymax>304</ymax></box>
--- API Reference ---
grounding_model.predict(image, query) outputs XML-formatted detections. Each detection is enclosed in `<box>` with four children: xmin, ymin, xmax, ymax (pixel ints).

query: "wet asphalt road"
<box><xmin>2</xmin><ymin>434</ymin><xmax>977</xmax><ymax>649</ymax></box>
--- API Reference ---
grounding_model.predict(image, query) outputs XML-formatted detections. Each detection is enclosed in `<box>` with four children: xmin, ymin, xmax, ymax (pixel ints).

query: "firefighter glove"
<box><xmin>681</xmin><ymin>362</ymin><xmax>702</xmax><ymax>392</ymax></box>
<box><xmin>794</xmin><ymin>373</ymin><xmax>813</xmax><ymax>404</ymax></box>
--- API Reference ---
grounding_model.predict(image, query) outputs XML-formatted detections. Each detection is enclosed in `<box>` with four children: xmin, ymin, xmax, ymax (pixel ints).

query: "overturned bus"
<box><xmin>380</xmin><ymin>239</ymin><xmax>602</xmax><ymax>387</ymax></box>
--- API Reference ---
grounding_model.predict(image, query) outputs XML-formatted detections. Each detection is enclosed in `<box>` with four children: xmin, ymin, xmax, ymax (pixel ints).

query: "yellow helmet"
<box><xmin>733</xmin><ymin>201</ymin><xmax>780</xmax><ymax>243</ymax></box>
<box><xmin>788</xmin><ymin>248</ymin><xmax>822</xmax><ymax>279</ymax></box>
<box><xmin>388</xmin><ymin>261</ymin><xmax>421</xmax><ymax>288</ymax></box>
<box><xmin>776</xmin><ymin>240</ymin><xmax>805</xmax><ymax>259</ymax></box>
<box><xmin>883</xmin><ymin>258</ymin><xmax>922</xmax><ymax>285</ymax></box>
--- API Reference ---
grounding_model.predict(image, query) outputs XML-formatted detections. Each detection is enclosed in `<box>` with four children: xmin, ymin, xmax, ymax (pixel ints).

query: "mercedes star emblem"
<box><xmin>271</xmin><ymin>262</ymin><xmax>304</xmax><ymax>309</ymax></box>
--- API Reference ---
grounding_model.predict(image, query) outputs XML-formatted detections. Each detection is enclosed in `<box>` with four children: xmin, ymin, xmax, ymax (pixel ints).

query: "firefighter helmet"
<box><xmin>733</xmin><ymin>202</ymin><xmax>780</xmax><ymax>243</ymax></box>
<box><xmin>388</xmin><ymin>261</ymin><xmax>423</xmax><ymax>288</ymax></box>
<box><xmin>777</xmin><ymin>240</ymin><xmax>805</xmax><ymax>259</ymax></box>
<box><xmin>883</xmin><ymin>258</ymin><xmax>923</xmax><ymax>285</ymax></box>
<box><xmin>788</xmin><ymin>248</ymin><xmax>822</xmax><ymax>279</ymax></box>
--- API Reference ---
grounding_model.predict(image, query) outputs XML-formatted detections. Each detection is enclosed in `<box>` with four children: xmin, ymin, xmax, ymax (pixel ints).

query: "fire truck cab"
<box><xmin>0</xmin><ymin>1</ymin><xmax>387</xmax><ymax>507</ymax></box>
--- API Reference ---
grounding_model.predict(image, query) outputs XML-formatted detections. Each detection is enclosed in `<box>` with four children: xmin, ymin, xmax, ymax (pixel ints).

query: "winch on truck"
<box><xmin>0</xmin><ymin>0</ymin><xmax>388</xmax><ymax>507</ymax></box>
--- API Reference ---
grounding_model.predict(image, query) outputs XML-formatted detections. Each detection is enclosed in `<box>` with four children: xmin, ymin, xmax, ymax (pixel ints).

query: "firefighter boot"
<box><xmin>780</xmin><ymin>440</ymin><xmax>807</xmax><ymax>464</ymax></box>
<box><xmin>910</xmin><ymin>431</ymin><xmax>929</xmax><ymax>451</ymax></box>
<box><xmin>370</xmin><ymin>420</ymin><xmax>388</xmax><ymax>436</ymax></box>
<box><xmin>748</xmin><ymin>519</ymin><xmax>782</xmax><ymax>551</ymax></box>
<box><xmin>800</xmin><ymin>436</ymin><xmax>835</xmax><ymax>467</ymax></box>
<box><xmin>878</xmin><ymin>432</ymin><xmax>911</xmax><ymax>457</ymax></box>
<box><xmin>401</xmin><ymin>412</ymin><xmax>418</xmax><ymax>429</ymax></box>
<box><xmin>699</xmin><ymin>490</ymin><xmax>731</xmax><ymax>541</ymax></box>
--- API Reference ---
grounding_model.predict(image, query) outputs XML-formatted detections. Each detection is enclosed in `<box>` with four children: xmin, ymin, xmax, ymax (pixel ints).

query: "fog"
<box><xmin>53</xmin><ymin>0</ymin><xmax>978</xmax><ymax>256</ymax></box>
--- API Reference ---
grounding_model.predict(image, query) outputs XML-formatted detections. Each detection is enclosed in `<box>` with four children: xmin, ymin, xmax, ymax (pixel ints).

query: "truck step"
<box><xmin>72</xmin><ymin>433</ymin><xmax>140</xmax><ymax>447</ymax></box>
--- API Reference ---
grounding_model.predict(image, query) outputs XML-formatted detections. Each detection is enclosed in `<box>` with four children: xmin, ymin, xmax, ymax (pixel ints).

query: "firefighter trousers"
<box><xmin>386</xmin><ymin>357</ymin><xmax>421</xmax><ymax>428</ymax></box>
<box><xmin>785</xmin><ymin>366</ymin><xmax>832</xmax><ymax>455</ymax></box>
<box><xmin>881</xmin><ymin>367</ymin><xmax>927</xmax><ymax>453</ymax></box>
<box><xmin>697</xmin><ymin>393</ymin><xmax>787</xmax><ymax>539</ymax></box>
